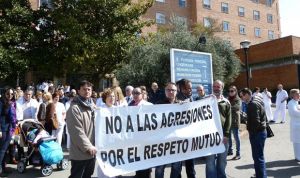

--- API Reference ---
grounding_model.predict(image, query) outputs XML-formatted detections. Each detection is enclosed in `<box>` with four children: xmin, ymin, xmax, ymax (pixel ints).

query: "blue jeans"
<box><xmin>205</xmin><ymin>143</ymin><xmax>228</xmax><ymax>178</ymax></box>
<box><xmin>228</xmin><ymin>128</ymin><xmax>241</xmax><ymax>156</ymax></box>
<box><xmin>155</xmin><ymin>162</ymin><xmax>182</xmax><ymax>178</ymax></box>
<box><xmin>0</xmin><ymin>131</ymin><xmax>12</xmax><ymax>172</ymax></box>
<box><xmin>249</xmin><ymin>131</ymin><xmax>267</xmax><ymax>178</ymax></box>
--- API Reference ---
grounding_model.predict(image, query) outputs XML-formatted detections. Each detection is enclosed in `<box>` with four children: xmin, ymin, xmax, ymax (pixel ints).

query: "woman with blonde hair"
<box><xmin>97</xmin><ymin>88</ymin><xmax>116</xmax><ymax>178</ymax></box>
<box><xmin>37</xmin><ymin>92</ymin><xmax>52</xmax><ymax>125</ymax></box>
<box><xmin>112</xmin><ymin>86</ymin><xmax>127</xmax><ymax>106</ymax></box>
<box><xmin>287</xmin><ymin>89</ymin><xmax>300</xmax><ymax>161</ymax></box>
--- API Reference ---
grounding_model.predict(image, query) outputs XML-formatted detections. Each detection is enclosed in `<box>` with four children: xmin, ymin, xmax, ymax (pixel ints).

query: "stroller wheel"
<box><xmin>57</xmin><ymin>159</ymin><xmax>69</xmax><ymax>170</ymax></box>
<box><xmin>17</xmin><ymin>161</ymin><xmax>26</xmax><ymax>173</ymax></box>
<box><xmin>41</xmin><ymin>165</ymin><xmax>53</xmax><ymax>176</ymax></box>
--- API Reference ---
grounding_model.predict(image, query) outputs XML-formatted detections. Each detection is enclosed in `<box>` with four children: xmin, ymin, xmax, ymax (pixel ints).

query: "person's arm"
<box><xmin>223</xmin><ymin>102</ymin><xmax>232</xmax><ymax>143</ymax></box>
<box><xmin>281</xmin><ymin>91</ymin><xmax>289</xmax><ymax>103</ymax></box>
<box><xmin>66</xmin><ymin>106</ymin><xmax>95</xmax><ymax>154</ymax></box>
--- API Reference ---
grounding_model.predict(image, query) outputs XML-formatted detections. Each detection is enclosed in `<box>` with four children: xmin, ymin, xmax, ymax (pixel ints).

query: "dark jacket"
<box><xmin>148</xmin><ymin>89</ymin><xmax>165</xmax><ymax>104</ymax></box>
<box><xmin>217</xmin><ymin>97</ymin><xmax>232</xmax><ymax>137</ymax></box>
<box><xmin>0</xmin><ymin>100</ymin><xmax>17</xmax><ymax>136</ymax></box>
<box><xmin>228</xmin><ymin>96</ymin><xmax>241</xmax><ymax>128</ymax></box>
<box><xmin>246</xmin><ymin>96</ymin><xmax>267</xmax><ymax>133</ymax></box>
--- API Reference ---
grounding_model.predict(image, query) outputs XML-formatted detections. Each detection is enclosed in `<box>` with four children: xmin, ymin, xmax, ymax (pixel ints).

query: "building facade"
<box><xmin>233</xmin><ymin>36</ymin><xmax>300</xmax><ymax>92</ymax></box>
<box><xmin>143</xmin><ymin>0</ymin><xmax>281</xmax><ymax>48</ymax></box>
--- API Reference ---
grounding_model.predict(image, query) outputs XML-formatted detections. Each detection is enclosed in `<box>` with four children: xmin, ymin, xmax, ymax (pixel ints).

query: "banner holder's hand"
<box><xmin>88</xmin><ymin>146</ymin><xmax>97</xmax><ymax>156</ymax></box>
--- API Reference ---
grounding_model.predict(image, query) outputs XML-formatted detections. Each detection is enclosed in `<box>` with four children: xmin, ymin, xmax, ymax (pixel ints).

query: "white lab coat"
<box><xmin>262</xmin><ymin>91</ymin><xmax>273</xmax><ymax>121</ymax></box>
<box><xmin>273</xmin><ymin>89</ymin><xmax>288</xmax><ymax>122</ymax></box>
<box><xmin>287</xmin><ymin>99</ymin><xmax>300</xmax><ymax>160</ymax></box>
<box><xmin>287</xmin><ymin>99</ymin><xmax>300</xmax><ymax>143</ymax></box>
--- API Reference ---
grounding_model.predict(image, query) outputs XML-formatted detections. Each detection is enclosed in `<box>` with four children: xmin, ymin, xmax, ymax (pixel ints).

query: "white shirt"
<box><xmin>17</xmin><ymin>97</ymin><xmax>39</xmax><ymax>120</ymax></box>
<box><xmin>288</xmin><ymin>99</ymin><xmax>300</xmax><ymax>143</ymax></box>
<box><xmin>262</xmin><ymin>91</ymin><xmax>272</xmax><ymax>105</ymax></box>
<box><xmin>276</xmin><ymin>89</ymin><xmax>288</xmax><ymax>105</ymax></box>
<box><xmin>55</xmin><ymin>102</ymin><xmax>66</xmax><ymax>126</ymax></box>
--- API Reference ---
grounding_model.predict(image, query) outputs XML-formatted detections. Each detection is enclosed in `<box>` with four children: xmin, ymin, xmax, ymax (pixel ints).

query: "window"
<box><xmin>255</xmin><ymin>27</ymin><xmax>261</xmax><ymax>37</ymax></box>
<box><xmin>179</xmin><ymin>0</ymin><xmax>186</xmax><ymax>7</ymax></box>
<box><xmin>253</xmin><ymin>10</ymin><xmax>260</xmax><ymax>20</ymax></box>
<box><xmin>266</xmin><ymin>0</ymin><xmax>273</xmax><ymax>7</ymax></box>
<box><xmin>203</xmin><ymin>17</ymin><xmax>211</xmax><ymax>27</ymax></box>
<box><xmin>156</xmin><ymin>0</ymin><xmax>165</xmax><ymax>2</ymax></box>
<box><xmin>203</xmin><ymin>0</ymin><xmax>211</xmax><ymax>9</ymax></box>
<box><xmin>267</xmin><ymin>14</ymin><xmax>273</xmax><ymax>23</ymax></box>
<box><xmin>223</xmin><ymin>21</ymin><xmax>229</xmax><ymax>31</ymax></box>
<box><xmin>238</xmin><ymin>7</ymin><xmax>245</xmax><ymax>17</ymax></box>
<box><xmin>239</xmin><ymin>25</ymin><xmax>246</xmax><ymax>34</ymax></box>
<box><xmin>252</xmin><ymin>0</ymin><xmax>259</xmax><ymax>3</ymax></box>
<box><xmin>268</xmin><ymin>30</ymin><xmax>274</xmax><ymax>40</ymax></box>
<box><xmin>39</xmin><ymin>0</ymin><xmax>52</xmax><ymax>8</ymax></box>
<box><xmin>156</xmin><ymin>13</ymin><xmax>166</xmax><ymax>24</ymax></box>
<box><xmin>176</xmin><ymin>16</ymin><xmax>188</xmax><ymax>26</ymax></box>
<box><xmin>221</xmin><ymin>3</ymin><xmax>229</xmax><ymax>13</ymax></box>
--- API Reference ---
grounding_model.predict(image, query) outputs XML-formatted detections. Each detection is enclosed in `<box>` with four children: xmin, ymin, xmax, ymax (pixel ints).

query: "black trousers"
<box><xmin>134</xmin><ymin>168</ymin><xmax>151</xmax><ymax>178</ymax></box>
<box><xmin>69</xmin><ymin>158</ymin><xmax>95</xmax><ymax>178</ymax></box>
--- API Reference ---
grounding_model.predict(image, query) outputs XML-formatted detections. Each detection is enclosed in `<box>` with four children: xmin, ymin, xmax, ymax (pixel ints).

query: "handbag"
<box><xmin>51</xmin><ymin>113</ymin><xmax>59</xmax><ymax>130</ymax></box>
<box><xmin>266</xmin><ymin>124</ymin><xmax>274</xmax><ymax>138</ymax></box>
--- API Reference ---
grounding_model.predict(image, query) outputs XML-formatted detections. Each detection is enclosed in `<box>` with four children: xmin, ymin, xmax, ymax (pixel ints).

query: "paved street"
<box><xmin>6</xmin><ymin>109</ymin><xmax>300</xmax><ymax>178</ymax></box>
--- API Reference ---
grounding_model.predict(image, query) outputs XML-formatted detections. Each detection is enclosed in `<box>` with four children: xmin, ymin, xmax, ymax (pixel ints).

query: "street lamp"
<box><xmin>240</xmin><ymin>40</ymin><xmax>251</xmax><ymax>89</ymax></box>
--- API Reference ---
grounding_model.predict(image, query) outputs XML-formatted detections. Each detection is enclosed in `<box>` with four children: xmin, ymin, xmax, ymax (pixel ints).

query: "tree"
<box><xmin>29</xmin><ymin>0</ymin><xmax>154</xmax><ymax>79</ymax></box>
<box><xmin>116</xmin><ymin>20</ymin><xmax>241</xmax><ymax>89</ymax></box>
<box><xmin>0</xmin><ymin>0</ymin><xmax>34</xmax><ymax>82</ymax></box>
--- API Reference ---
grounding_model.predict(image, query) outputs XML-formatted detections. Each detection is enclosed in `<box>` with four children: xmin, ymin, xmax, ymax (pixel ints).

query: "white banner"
<box><xmin>95</xmin><ymin>95</ymin><xmax>225</xmax><ymax>177</ymax></box>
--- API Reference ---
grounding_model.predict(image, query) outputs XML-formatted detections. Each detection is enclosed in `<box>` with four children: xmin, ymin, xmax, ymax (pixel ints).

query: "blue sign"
<box><xmin>170</xmin><ymin>48</ymin><xmax>213</xmax><ymax>97</ymax></box>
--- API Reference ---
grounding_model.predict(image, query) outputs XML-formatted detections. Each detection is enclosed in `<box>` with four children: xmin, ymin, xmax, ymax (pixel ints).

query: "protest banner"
<box><xmin>95</xmin><ymin>95</ymin><xmax>225</xmax><ymax>177</ymax></box>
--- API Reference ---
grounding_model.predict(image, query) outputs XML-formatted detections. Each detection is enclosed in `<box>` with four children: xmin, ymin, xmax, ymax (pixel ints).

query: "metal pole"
<box><xmin>244</xmin><ymin>49</ymin><xmax>250</xmax><ymax>88</ymax></box>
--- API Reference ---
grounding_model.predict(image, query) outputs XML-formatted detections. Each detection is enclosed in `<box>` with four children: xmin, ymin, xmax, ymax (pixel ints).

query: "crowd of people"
<box><xmin>0</xmin><ymin>80</ymin><xmax>299</xmax><ymax>178</ymax></box>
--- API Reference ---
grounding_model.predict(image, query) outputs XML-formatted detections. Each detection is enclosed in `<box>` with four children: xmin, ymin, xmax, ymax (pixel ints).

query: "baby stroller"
<box><xmin>16</xmin><ymin>119</ymin><xmax>68</xmax><ymax>176</ymax></box>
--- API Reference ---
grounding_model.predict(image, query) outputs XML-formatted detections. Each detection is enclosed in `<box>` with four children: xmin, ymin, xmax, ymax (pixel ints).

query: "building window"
<box><xmin>223</xmin><ymin>21</ymin><xmax>229</xmax><ymax>31</ymax></box>
<box><xmin>253</xmin><ymin>10</ymin><xmax>260</xmax><ymax>20</ymax></box>
<box><xmin>39</xmin><ymin>0</ymin><xmax>52</xmax><ymax>8</ymax></box>
<box><xmin>203</xmin><ymin>17</ymin><xmax>211</xmax><ymax>27</ymax></box>
<box><xmin>239</xmin><ymin>25</ymin><xmax>246</xmax><ymax>34</ymax></box>
<box><xmin>267</xmin><ymin>14</ymin><xmax>273</xmax><ymax>23</ymax></box>
<box><xmin>156</xmin><ymin>13</ymin><xmax>166</xmax><ymax>24</ymax></box>
<box><xmin>156</xmin><ymin>0</ymin><xmax>165</xmax><ymax>2</ymax></box>
<box><xmin>175</xmin><ymin>16</ymin><xmax>188</xmax><ymax>26</ymax></box>
<box><xmin>179</xmin><ymin>0</ymin><xmax>186</xmax><ymax>7</ymax></box>
<box><xmin>238</xmin><ymin>7</ymin><xmax>245</xmax><ymax>17</ymax></box>
<box><xmin>203</xmin><ymin>0</ymin><xmax>211</xmax><ymax>9</ymax></box>
<box><xmin>268</xmin><ymin>30</ymin><xmax>274</xmax><ymax>39</ymax></box>
<box><xmin>266</xmin><ymin>0</ymin><xmax>273</xmax><ymax>7</ymax></box>
<box><xmin>221</xmin><ymin>3</ymin><xmax>229</xmax><ymax>13</ymax></box>
<box><xmin>255</xmin><ymin>27</ymin><xmax>261</xmax><ymax>37</ymax></box>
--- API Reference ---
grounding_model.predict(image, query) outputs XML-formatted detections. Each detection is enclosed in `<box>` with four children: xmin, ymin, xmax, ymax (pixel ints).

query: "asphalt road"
<box><xmin>6</xmin><ymin>109</ymin><xmax>300</xmax><ymax>178</ymax></box>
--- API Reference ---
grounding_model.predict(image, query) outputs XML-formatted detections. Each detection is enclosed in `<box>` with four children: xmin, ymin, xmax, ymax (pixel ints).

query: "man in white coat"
<box><xmin>261</xmin><ymin>88</ymin><xmax>273</xmax><ymax>121</ymax></box>
<box><xmin>287</xmin><ymin>89</ymin><xmax>300</xmax><ymax>161</ymax></box>
<box><xmin>271</xmin><ymin>84</ymin><xmax>288</xmax><ymax>123</ymax></box>
<box><xmin>16</xmin><ymin>88</ymin><xmax>39</xmax><ymax>120</ymax></box>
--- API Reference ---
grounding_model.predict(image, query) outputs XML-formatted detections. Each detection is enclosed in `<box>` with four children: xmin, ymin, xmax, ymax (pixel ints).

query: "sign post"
<box><xmin>170</xmin><ymin>48</ymin><xmax>213</xmax><ymax>96</ymax></box>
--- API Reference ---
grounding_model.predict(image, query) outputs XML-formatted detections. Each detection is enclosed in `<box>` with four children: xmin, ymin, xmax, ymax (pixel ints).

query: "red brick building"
<box><xmin>143</xmin><ymin>0</ymin><xmax>281</xmax><ymax>49</ymax></box>
<box><xmin>233</xmin><ymin>35</ymin><xmax>300</xmax><ymax>91</ymax></box>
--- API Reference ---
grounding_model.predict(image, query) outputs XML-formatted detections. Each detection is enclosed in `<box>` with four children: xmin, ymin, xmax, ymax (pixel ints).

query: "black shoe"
<box><xmin>269</xmin><ymin>120</ymin><xmax>275</xmax><ymax>123</ymax></box>
<box><xmin>227</xmin><ymin>152</ymin><xmax>233</xmax><ymax>156</ymax></box>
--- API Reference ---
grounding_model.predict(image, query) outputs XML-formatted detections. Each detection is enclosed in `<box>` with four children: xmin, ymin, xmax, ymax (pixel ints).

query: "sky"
<box><xmin>279</xmin><ymin>0</ymin><xmax>300</xmax><ymax>37</ymax></box>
